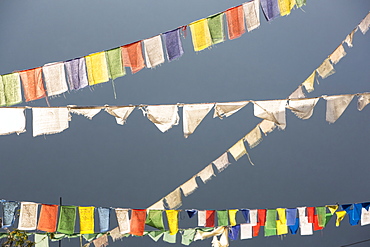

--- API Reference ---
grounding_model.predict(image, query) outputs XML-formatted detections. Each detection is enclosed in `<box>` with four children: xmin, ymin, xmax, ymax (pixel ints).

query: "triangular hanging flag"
<box><xmin>295</xmin><ymin>0</ymin><xmax>306</xmax><ymax>8</ymax></box>
<box><xmin>258</xmin><ymin>120</ymin><xmax>276</xmax><ymax>136</ymax></box>
<box><xmin>228</xmin><ymin>139</ymin><xmax>247</xmax><ymax>161</ymax></box>
<box><xmin>57</xmin><ymin>206</ymin><xmax>76</xmax><ymax>234</ymax></box>
<box><xmin>358</xmin><ymin>12</ymin><xmax>370</xmax><ymax>34</ymax></box>
<box><xmin>0</xmin><ymin>108</ymin><xmax>26</xmax><ymax>135</ymax></box>
<box><xmin>288</xmin><ymin>98</ymin><xmax>319</xmax><ymax>120</ymax></box>
<box><xmin>253</xmin><ymin>100</ymin><xmax>287</xmax><ymax>129</ymax></box>
<box><xmin>162</xmin><ymin>28</ymin><xmax>184</xmax><ymax>61</ymax></box>
<box><xmin>164</xmin><ymin>188</ymin><xmax>182</xmax><ymax>209</ymax></box>
<box><xmin>32</xmin><ymin>108</ymin><xmax>70</xmax><ymax>137</ymax></box>
<box><xmin>240</xmin><ymin>223</ymin><xmax>253</xmax><ymax>239</ymax></box>
<box><xmin>197</xmin><ymin>164</ymin><xmax>215</xmax><ymax>183</ymax></box>
<box><xmin>329</xmin><ymin>44</ymin><xmax>347</xmax><ymax>64</ymax></box>
<box><xmin>288</xmin><ymin>86</ymin><xmax>305</xmax><ymax>99</ymax></box>
<box><xmin>1</xmin><ymin>73</ymin><xmax>22</xmax><ymax>106</ymax></box>
<box><xmin>148</xmin><ymin>230</ymin><xmax>165</xmax><ymax>242</ymax></box>
<box><xmin>302</xmin><ymin>71</ymin><xmax>316</xmax><ymax>93</ymax></box>
<box><xmin>357</xmin><ymin>93</ymin><xmax>370</xmax><ymax>111</ymax></box>
<box><xmin>130</xmin><ymin>209</ymin><xmax>146</xmax><ymax>236</ymax></box>
<box><xmin>289</xmin><ymin>218</ymin><xmax>299</xmax><ymax>234</ymax></box>
<box><xmin>64</xmin><ymin>58</ymin><xmax>89</xmax><ymax>91</ymax></box>
<box><xmin>244</xmin><ymin>125</ymin><xmax>263</xmax><ymax>149</ymax></box>
<box><xmin>183</xmin><ymin>103</ymin><xmax>213</xmax><ymax>138</ymax></box>
<box><xmin>92</xmin><ymin>234</ymin><xmax>108</xmax><ymax>247</ymax></box>
<box><xmin>186</xmin><ymin>209</ymin><xmax>198</xmax><ymax>219</ymax></box>
<box><xmin>2</xmin><ymin>201</ymin><xmax>18</xmax><ymax>227</ymax></box>
<box><xmin>69</xmin><ymin>107</ymin><xmax>101</xmax><ymax>120</ymax></box>
<box><xmin>198</xmin><ymin>211</ymin><xmax>206</xmax><ymax>227</ymax></box>
<box><xmin>344</xmin><ymin>28</ymin><xmax>357</xmax><ymax>48</ymax></box>
<box><xmin>324</xmin><ymin>94</ymin><xmax>354</xmax><ymax>123</ymax></box>
<box><xmin>121</xmin><ymin>41</ymin><xmax>145</xmax><ymax>74</ymax></box>
<box><xmin>19</xmin><ymin>67</ymin><xmax>46</xmax><ymax>102</ymax></box>
<box><xmin>335</xmin><ymin>211</ymin><xmax>346</xmax><ymax>227</ymax></box>
<box><xmin>115</xmin><ymin>208</ymin><xmax>130</xmax><ymax>234</ymax></box>
<box><xmin>145</xmin><ymin>210</ymin><xmax>165</xmax><ymax>230</ymax></box>
<box><xmin>18</xmin><ymin>202</ymin><xmax>38</xmax><ymax>231</ymax></box>
<box><xmin>206</xmin><ymin>210</ymin><xmax>216</xmax><ymax>227</ymax></box>
<box><xmin>316</xmin><ymin>58</ymin><xmax>335</xmax><ymax>79</ymax></box>
<box><xmin>180</xmin><ymin>176</ymin><xmax>198</xmax><ymax>197</ymax></box>
<box><xmin>225</xmin><ymin>5</ymin><xmax>246</xmax><ymax>40</ymax></box>
<box><xmin>85</xmin><ymin>52</ymin><xmax>110</xmax><ymax>85</ymax></box>
<box><xmin>143</xmin><ymin>105</ymin><xmax>179</xmax><ymax>133</ymax></box>
<box><xmin>35</xmin><ymin>234</ymin><xmax>49</xmax><ymax>247</ymax></box>
<box><xmin>105</xmin><ymin>47</ymin><xmax>126</xmax><ymax>80</ymax></box>
<box><xmin>217</xmin><ymin>210</ymin><xmax>229</xmax><ymax>226</ymax></box>
<box><xmin>97</xmin><ymin>207</ymin><xmax>110</xmax><ymax>233</ymax></box>
<box><xmin>105</xmin><ymin>106</ymin><xmax>135</xmax><ymax>125</ymax></box>
<box><xmin>189</xmin><ymin>19</ymin><xmax>212</xmax><ymax>51</ymax></box>
<box><xmin>361</xmin><ymin>207</ymin><xmax>370</xmax><ymax>226</ymax></box>
<box><xmin>143</xmin><ymin>35</ymin><xmax>165</xmax><ymax>68</ymax></box>
<box><xmin>37</xmin><ymin>204</ymin><xmax>58</xmax><ymax>233</ymax></box>
<box><xmin>228</xmin><ymin>209</ymin><xmax>238</xmax><ymax>226</ymax></box>
<box><xmin>42</xmin><ymin>62</ymin><xmax>68</xmax><ymax>97</ymax></box>
<box><xmin>260</xmin><ymin>0</ymin><xmax>280</xmax><ymax>21</ymax></box>
<box><xmin>243</xmin><ymin>0</ymin><xmax>260</xmax><ymax>32</ymax></box>
<box><xmin>79</xmin><ymin>206</ymin><xmax>95</xmax><ymax>234</ymax></box>
<box><xmin>207</xmin><ymin>13</ymin><xmax>225</xmax><ymax>45</ymax></box>
<box><xmin>277</xmin><ymin>0</ymin><xmax>295</xmax><ymax>16</ymax></box>
<box><xmin>213</xmin><ymin>102</ymin><xmax>248</xmax><ymax>119</ymax></box>
<box><xmin>166</xmin><ymin>210</ymin><xmax>179</xmax><ymax>235</ymax></box>
<box><xmin>212</xmin><ymin>152</ymin><xmax>231</xmax><ymax>173</ymax></box>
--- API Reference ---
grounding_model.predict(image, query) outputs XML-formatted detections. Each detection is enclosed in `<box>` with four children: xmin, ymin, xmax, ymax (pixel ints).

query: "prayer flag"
<box><xmin>143</xmin><ymin>35</ymin><xmax>165</xmax><ymax>68</ymax></box>
<box><xmin>358</xmin><ymin>12</ymin><xmax>370</xmax><ymax>34</ymax></box>
<box><xmin>69</xmin><ymin>107</ymin><xmax>101</xmax><ymax>120</ymax></box>
<box><xmin>228</xmin><ymin>139</ymin><xmax>247</xmax><ymax>161</ymax></box>
<box><xmin>240</xmin><ymin>209</ymin><xmax>250</xmax><ymax>223</ymax></box>
<box><xmin>148</xmin><ymin>200</ymin><xmax>165</xmax><ymax>210</ymax></box>
<box><xmin>213</xmin><ymin>102</ymin><xmax>248</xmax><ymax>119</ymax></box>
<box><xmin>289</xmin><ymin>86</ymin><xmax>305</xmax><ymax>99</ymax></box>
<box><xmin>35</xmin><ymin>234</ymin><xmax>49</xmax><ymax>247</ymax></box>
<box><xmin>243</xmin><ymin>0</ymin><xmax>260</xmax><ymax>32</ymax></box>
<box><xmin>115</xmin><ymin>208</ymin><xmax>130</xmax><ymax>234</ymax></box>
<box><xmin>79</xmin><ymin>206</ymin><xmax>94</xmax><ymax>234</ymax></box>
<box><xmin>1</xmin><ymin>73</ymin><xmax>22</xmax><ymax>106</ymax></box>
<box><xmin>2</xmin><ymin>201</ymin><xmax>18</xmax><ymax>227</ymax></box>
<box><xmin>313</xmin><ymin>215</ymin><xmax>324</xmax><ymax>231</ymax></box>
<box><xmin>197</xmin><ymin>164</ymin><xmax>215</xmax><ymax>183</ymax></box>
<box><xmin>302</xmin><ymin>71</ymin><xmax>316</xmax><ymax>93</ymax></box>
<box><xmin>229</xmin><ymin>209</ymin><xmax>238</xmax><ymax>226</ymax></box>
<box><xmin>37</xmin><ymin>204</ymin><xmax>58</xmax><ymax>232</ymax></box>
<box><xmin>148</xmin><ymin>231</ymin><xmax>165</xmax><ymax>242</ymax></box>
<box><xmin>244</xmin><ymin>125</ymin><xmax>263</xmax><ymax>148</ymax></box>
<box><xmin>42</xmin><ymin>62</ymin><xmax>68</xmax><ymax>97</ymax></box>
<box><xmin>186</xmin><ymin>209</ymin><xmax>198</xmax><ymax>219</ymax></box>
<box><xmin>260</xmin><ymin>0</ymin><xmax>280</xmax><ymax>21</ymax></box>
<box><xmin>121</xmin><ymin>41</ymin><xmax>145</xmax><ymax>74</ymax></box>
<box><xmin>258</xmin><ymin>209</ymin><xmax>267</xmax><ymax>226</ymax></box>
<box><xmin>286</xmin><ymin>208</ymin><xmax>297</xmax><ymax>226</ymax></box>
<box><xmin>163</xmin><ymin>231</ymin><xmax>177</xmax><ymax>243</ymax></box>
<box><xmin>183</xmin><ymin>103</ymin><xmax>213</xmax><ymax>138</ymax></box>
<box><xmin>109</xmin><ymin>227</ymin><xmax>125</xmax><ymax>242</ymax></box>
<box><xmin>207</xmin><ymin>13</ymin><xmax>225</xmax><ymax>44</ymax></box>
<box><xmin>264</xmin><ymin>209</ymin><xmax>277</xmax><ymax>236</ymax></box>
<box><xmin>18</xmin><ymin>202</ymin><xmax>38</xmax><ymax>230</ymax></box>
<box><xmin>324</xmin><ymin>95</ymin><xmax>354</xmax><ymax>123</ymax></box>
<box><xmin>206</xmin><ymin>210</ymin><xmax>216</xmax><ymax>227</ymax></box>
<box><xmin>276</xmin><ymin>208</ymin><xmax>288</xmax><ymax>235</ymax></box>
<box><xmin>258</xmin><ymin>120</ymin><xmax>276</xmax><ymax>136</ymax></box>
<box><xmin>335</xmin><ymin>211</ymin><xmax>346</xmax><ymax>227</ymax></box>
<box><xmin>212</xmin><ymin>152</ymin><xmax>231</xmax><ymax>172</ymax></box>
<box><xmin>225</xmin><ymin>5</ymin><xmax>246</xmax><ymax>40</ymax></box>
<box><xmin>162</xmin><ymin>28</ymin><xmax>184</xmax><ymax>61</ymax></box>
<box><xmin>19</xmin><ymin>67</ymin><xmax>46</xmax><ymax>102</ymax></box>
<box><xmin>57</xmin><ymin>206</ymin><xmax>76</xmax><ymax>234</ymax></box>
<box><xmin>32</xmin><ymin>108</ymin><xmax>70</xmax><ymax>137</ymax></box>
<box><xmin>64</xmin><ymin>58</ymin><xmax>89</xmax><ymax>90</ymax></box>
<box><xmin>295</xmin><ymin>0</ymin><xmax>306</xmax><ymax>8</ymax></box>
<box><xmin>105</xmin><ymin>47</ymin><xmax>126</xmax><ymax>80</ymax></box>
<box><xmin>217</xmin><ymin>210</ymin><xmax>228</xmax><ymax>226</ymax></box>
<box><xmin>143</xmin><ymin>105</ymin><xmax>179</xmax><ymax>133</ymax></box>
<box><xmin>329</xmin><ymin>44</ymin><xmax>346</xmax><ymax>64</ymax></box>
<box><xmin>307</xmin><ymin>207</ymin><xmax>315</xmax><ymax>223</ymax></box>
<box><xmin>253</xmin><ymin>100</ymin><xmax>287</xmax><ymax>129</ymax></box>
<box><xmin>316</xmin><ymin>207</ymin><xmax>326</xmax><ymax>227</ymax></box>
<box><xmin>0</xmin><ymin>108</ymin><xmax>26</xmax><ymax>135</ymax></box>
<box><xmin>229</xmin><ymin>225</ymin><xmax>240</xmax><ymax>240</ymax></box>
<box><xmin>166</xmin><ymin>210</ymin><xmax>179</xmax><ymax>235</ymax></box>
<box><xmin>278</xmin><ymin>0</ymin><xmax>295</xmax><ymax>16</ymax></box>
<box><xmin>145</xmin><ymin>210</ymin><xmax>165</xmax><ymax>230</ymax></box>
<box><xmin>85</xmin><ymin>52</ymin><xmax>109</xmax><ymax>85</ymax></box>
<box><xmin>240</xmin><ymin>223</ymin><xmax>253</xmax><ymax>239</ymax></box>
<box><xmin>181</xmin><ymin>229</ymin><xmax>196</xmax><ymax>245</ymax></box>
<box><xmin>189</xmin><ymin>19</ymin><xmax>212</xmax><ymax>51</ymax></box>
<box><xmin>288</xmin><ymin>98</ymin><xmax>319</xmax><ymax>120</ymax></box>
<box><xmin>198</xmin><ymin>210</ymin><xmax>206</xmax><ymax>226</ymax></box>
<box><xmin>92</xmin><ymin>234</ymin><xmax>108</xmax><ymax>247</ymax></box>
<box><xmin>344</xmin><ymin>28</ymin><xmax>357</xmax><ymax>48</ymax></box>
<box><xmin>105</xmin><ymin>106</ymin><xmax>135</xmax><ymax>125</ymax></box>
<box><xmin>289</xmin><ymin>218</ymin><xmax>299</xmax><ymax>234</ymax></box>
<box><xmin>180</xmin><ymin>177</ymin><xmax>198</xmax><ymax>197</ymax></box>
<box><xmin>357</xmin><ymin>93</ymin><xmax>370</xmax><ymax>111</ymax></box>
<box><xmin>97</xmin><ymin>207</ymin><xmax>110</xmax><ymax>233</ymax></box>
<box><xmin>130</xmin><ymin>209</ymin><xmax>146</xmax><ymax>236</ymax></box>
<box><xmin>249</xmin><ymin>209</ymin><xmax>258</xmax><ymax>225</ymax></box>
<box><xmin>165</xmin><ymin>188</ymin><xmax>182</xmax><ymax>210</ymax></box>
<box><xmin>361</xmin><ymin>207</ymin><xmax>370</xmax><ymax>226</ymax></box>
<box><xmin>316</xmin><ymin>58</ymin><xmax>335</xmax><ymax>79</ymax></box>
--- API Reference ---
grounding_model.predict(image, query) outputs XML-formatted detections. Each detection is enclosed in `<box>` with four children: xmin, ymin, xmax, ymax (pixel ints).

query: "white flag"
<box><xmin>183</xmin><ymin>103</ymin><xmax>213</xmax><ymax>138</ymax></box>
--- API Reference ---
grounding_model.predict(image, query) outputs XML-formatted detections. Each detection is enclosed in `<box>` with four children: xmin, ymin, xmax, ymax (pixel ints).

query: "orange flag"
<box><xmin>19</xmin><ymin>67</ymin><xmax>46</xmax><ymax>102</ymax></box>
<box><xmin>225</xmin><ymin>5</ymin><xmax>246</xmax><ymax>40</ymax></box>
<box><xmin>129</xmin><ymin>209</ymin><xmax>146</xmax><ymax>236</ymax></box>
<box><xmin>121</xmin><ymin>41</ymin><xmax>145</xmax><ymax>74</ymax></box>
<box><xmin>37</xmin><ymin>204</ymin><xmax>58</xmax><ymax>232</ymax></box>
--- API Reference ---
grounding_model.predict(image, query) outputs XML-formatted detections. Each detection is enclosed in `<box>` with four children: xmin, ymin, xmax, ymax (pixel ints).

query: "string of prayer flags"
<box><xmin>97</xmin><ymin>207</ymin><xmax>110</xmax><ymax>233</ymax></box>
<box><xmin>143</xmin><ymin>35</ymin><xmax>165</xmax><ymax>68</ymax></box>
<box><xmin>79</xmin><ymin>206</ymin><xmax>95</xmax><ymax>234</ymax></box>
<box><xmin>253</xmin><ymin>100</ymin><xmax>287</xmax><ymax>129</ymax></box>
<box><xmin>302</xmin><ymin>71</ymin><xmax>316</xmax><ymax>93</ymax></box>
<box><xmin>42</xmin><ymin>62</ymin><xmax>68</xmax><ymax>97</ymax></box>
<box><xmin>37</xmin><ymin>204</ymin><xmax>58</xmax><ymax>232</ymax></box>
<box><xmin>164</xmin><ymin>188</ymin><xmax>182</xmax><ymax>210</ymax></box>
<box><xmin>145</xmin><ymin>210</ymin><xmax>165</xmax><ymax>230</ymax></box>
<box><xmin>18</xmin><ymin>202</ymin><xmax>38</xmax><ymax>231</ymax></box>
<box><xmin>357</xmin><ymin>94</ymin><xmax>370</xmax><ymax>111</ymax></box>
<box><xmin>143</xmin><ymin>105</ymin><xmax>179</xmax><ymax>133</ymax></box>
<box><xmin>162</xmin><ymin>28</ymin><xmax>184</xmax><ymax>61</ymax></box>
<box><xmin>57</xmin><ymin>206</ymin><xmax>77</xmax><ymax>234</ymax></box>
<box><xmin>288</xmin><ymin>85</ymin><xmax>305</xmax><ymax>99</ymax></box>
<box><xmin>189</xmin><ymin>19</ymin><xmax>212</xmax><ymax>52</ymax></box>
<box><xmin>277</xmin><ymin>0</ymin><xmax>295</xmax><ymax>16</ymax></box>
<box><xmin>105</xmin><ymin>47</ymin><xmax>126</xmax><ymax>80</ymax></box>
<box><xmin>64</xmin><ymin>58</ymin><xmax>89</xmax><ymax>91</ymax></box>
<box><xmin>180</xmin><ymin>176</ymin><xmax>198</xmax><ymax>197</ymax></box>
<box><xmin>85</xmin><ymin>52</ymin><xmax>110</xmax><ymax>85</ymax></box>
<box><xmin>225</xmin><ymin>5</ymin><xmax>246</xmax><ymax>40</ymax></box>
<box><xmin>19</xmin><ymin>68</ymin><xmax>46</xmax><ymax>102</ymax></box>
<box><xmin>0</xmin><ymin>108</ymin><xmax>26</xmax><ymax>135</ymax></box>
<box><xmin>69</xmin><ymin>107</ymin><xmax>101</xmax><ymax>120</ymax></box>
<box><xmin>287</xmin><ymin>98</ymin><xmax>319</xmax><ymax>120</ymax></box>
<box><xmin>344</xmin><ymin>28</ymin><xmax>357</xmax><ymax>48</ymax></box>
<box><xmin>324</xmin><ymin>94</ymin><xmax>354</xmax><ymax>123</ymax></box>
<box><xmin>244</xmin><ymin>125</ymin><xmax>263</xmax><ymax>148</ymax></box>
<box><xmin>166</xmin><ymin>210</ymin><xmax>179</xmax><ymax>235</ymax></box>
<box><xmin>1</xmin><ymin>73</ymin><xmax>22</xmax><ymax>106</ymax></box>
<box><xmin>213</xmin><ymin>102</ymin><xmax>248</xmax><ymax>119</ymax></box>
<box><xmin>207</xmin><ymin>13</ymin><xmax>225</xmax><ymax>45</ymax></box>
<box><xmin>130</xmin><ymin>209</ymin><xmax>147</xmax><ymax>236</ymax></box>
<box><xmin>212</xmin><ymin>152</ymin><xmax>231</xmax><ymax>173</ymax></box>
<box><xmin>228</xmin><ymin>139</ymin><xmax>247</xmax><ymax>161</ymax></box>
<box><xmin>258</xmin><ymin>120</ymin><xmax>276</xmax><ymax>136</ymax></box>
<box><xmin>197</xmin><ymin>164</ymin><xmax>215</xmax><ymax>184</ymax></box>
<box><xmin>115</xmin><ymin>208</ymin><xmax>130</xmax><ymax>234</ymax></box>
<box><xmin>182</xmin><ymin>103</ymin><xmax>213</xmax><ymax>138</ymax></box>
<box><xmin>295</xmin><ymin>0</ymin><xmax>306</xmax><ymax>8</ymax></box>
<box><xmin>2</xmin><ymin>201</ymin><xmax>18</xmax><ymax>227</ymax></box>
<box><xmin>243</xmin><ymin>0</ymin><xmax>260</xmax><ymax>32</ymax></box>
<box><xmin>358</xmin><ymin>12</ymin><xmax>370</xmax><ymax>34</ymax></box>
<box><xmin>260</xmin><ymin>0</ymin><xmax>280</xmax><ymax>21</ymax></box>
<box><xmin>105</xmin><ymin>106</ymin><xmax>135</xmax><ymax>125</ymax></box>
<box><xmin>32</xmin><ymin>108</ymin><xmax>70</xmax><ymax>137</ymax></box>
<box><xmin>329</xmin><ymin>44</ymin><xmax>347</xmax><ymax>64</ymax></box>
<box><xmin>121</xmin><ymin>41</ymin><xmax>145</xmax><ymax>74</ymax></box>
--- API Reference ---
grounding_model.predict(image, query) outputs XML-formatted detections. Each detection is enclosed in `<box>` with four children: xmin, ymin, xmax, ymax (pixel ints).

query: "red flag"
<box><xmin>37</xmin><ymin>204</ymin><xmax>58</xmax><ymax>232</ymax></box>
<box><xmin>313</xmin><ymin>215</ymin><xmax>324</xmax><ymax>231</ymax></box>
<box><xmin>205</xmin><ymin>210</ymin><xmax>215</xmax><ymax>227</ymax></box>
<box><xmin>307</xmin><ymin>207</ymin><xmax>315</xmax><ymax>223</ymax></box>
<box><xmin>225</xmin><ymin>5</ymin><xmax>246</xmax><ymax>40</ymax></box>
<box><xmin>130</xmin><ymin>209</ymin><xmax>146</xmax><ymax>236</ymax></box>
<box><xmin>19</xmin><ymin>67</ymin><xmax>46</xmax><ymax>102</ymax></box>
<box><xmin>121</xmin><ymin>41</ymin><xmax>145</xmax><ymax>74</ymax></box>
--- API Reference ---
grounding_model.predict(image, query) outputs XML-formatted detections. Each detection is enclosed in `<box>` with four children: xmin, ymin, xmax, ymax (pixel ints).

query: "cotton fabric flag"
<box><xmin>335</xmin><ymin>211</ymin><xmax>346</xmax><ymax>227</ymax></box>
<box><xmin>183</xmin><ymin>103</ymin><xmax>213</xmax><ymax>138</ymax></box>
<box><xmin>130</xmin><ymin>209</ymin><xmax>146</xmax><ymax>236</ymax></box>
<box><xmin>289</xmin><ymin>218</ymin><xmax>299</xmax><ymax>234</ymax></box>
<box><xmin>0</xmin><ymin>108</ymin><xmax>26</xmax><ymax>135</ymax></box>
<box><xmin>253</xmin><ymin>100</ymin><xmax>287</xmax><ymax>129</ymax></box>
<box><xmin>359</xmin><ymin>12</ymin><xmax>370</xmax><ymax>34</ymax></box>
<box><xmin>212</xmin><ymin>152</ymin><xmax>231</xmax><ymax>172</ymax></box>
<box><xmin>19</xmin><ymin>67</ymin><xmax>46</xmax><ymax>102</ymax></box>
<box><xmin>217</xmin><ymin>210</ymin><xmax>229</xmax><ymax>226</ymax></box>
<box><xmin>307</xmin><ymin>207</ymin><xmax>315</xmax><ymax>223</ymax></box>
<box><xmin>302</xmin><ymin>71</ymin><xmax>316</xmax><ymax>93</ymax></box>
<box><xmin>297</xmin><ymin>207</ymin><xmax>313</xmax><ymax>235</ymax></box>
<box><xmin>42</xmin><ymin>62</ymin><xmax>68</xmax><ymax>97</ymax></box>
<box><xmin>186</xmin><ymin>209</ymin><xmax>198</xmax><ymax>219</ymax></box>
<box><xmin>228</xmin><ymin>209</ymin><xmax>238</xmax><ymax>226</ymax></box>
<box><xmin>92</xmin><ymin>234</ymin><xmax>108</xmax><ymax>247</ymax></box>
<box><xmin>109</xmin><ymin>227</ymin><xmax>125</xmax><ymax>242</ymax></box>
<box><xmin>240</xmin><ymin>223</ymin><xmax>253</xmax><ymax>239</ymax></box>
<box><xmin>277</xmin><ymin>0</ymin><xmax>295</xmax><ymax>16</ymax></box>
<box><xmin>121</xmin><ymin>41</ymin><xmax>145</xmax><ymax>74</ymax></box>
<box><xmin>148</xmin><ymin>231</ymin><xmax>165</xmax><ymax>242</ymax></box>
<box><xmin>180</xmin><ymin>176</ymin><xmax>198</xmax><ymax>197</ymax></box>
<box><xmin>260</xmin><ymin>0</ymin><xmax>280</xmax><ymax>21</ymax></box>
<box><xmin>85</xmin><ymin>52</ymin><xmax>110</xmax><ymax>85</ymax></box>
<box><xmin>250</xmin><ymin>209</ymin><xmax>258</xmax><ymax>226</ymax></box>
<box><xmin>32</xmin><ymin>108</ymin><xmax>70</xmax><ymax>137</ymax></box>
<box><xmin>207</xmin><ymin>13</ymin><xmax>225</xmax><ymax>44</ymax></box>
<box><xmin>2</xmin><ymin>201</ymin><xmax>18</xmax><ymax>227</ymax></box>
<box><xmin>295</xmin><ymin>0</ymin><xmax>306</xmax><ymax>8</ymax></box>
<box><xmin>243</xmin><ymin>0</ymin><xmax>260</xmax><ymax>32</ymax></box>
<box><xmin>329</xmin><ymin>44</ymin><xmax>346</xmax><ymax>64</ymax></box>
<box><xmin>313</xmin><ymin>215</ymin><xmax>324</xmax><ymax>231</ymax></box>
<box><xmin>163</xmin><ymin>231</ymin><xmax>177</xmax><ymax>243</ymax></box>
<box><xmin>244</xmin><ymin>125</ymin><xmax>263</xmax><ymax>148</ymax></box>
<box><xmin>213</xmin><ymin>102</ymin><xmax>248</xmax><ymax>119</ymax></box>
<box><xmin>276</xmin><ymin>208</ymin><xmax>288</xmax><ymax>235</ymax></box>
<box><xmin>165</xmin><ymin>188</ymin><xmax>182</xmax><ymax>209</ymax></box>
<box><xmin>324</xmin><ymin>94</ymin><xmax>354</xmax><ymax>123</ymax></box>
<box><xmin>240</xmin><ymin>209</ymin><xmax>250</xmax><ymax>223</ymax></box>
<box><xmin>225</xmin><ymin>6</ymin><xmax>246</xmax><ymax>40</ymax></box>
<box><xmin>37</xmin><ymin>204</ymin><xmax>58</xmax><ymax>232</ymax></box>
<box><xmin>264</xmin><ymin>209</ymin><xmax>277</xmax><ymax>236</ymax></box>
<box><xmin>181</xmin><ymin>228</ymin><xmax>196</xmax><ymax>245</ymax></box>
<box><xmin>35</xmin><ymin>234</ymin><xmax>49</xmax><ymax>247</ymax></box>
<box><xmin>97</xmin><ymin>207</ymin><xmax>110</xmax><ymax>233</ymax></box>
<box><xmin>18</xmin><ymin>202</ymin><xmax>38</xmax><ymax>230</ymax></box>
<box><xmin>79</xmin><ymin>206</ymin><xmax>94</xmax><ymax>234</ymax></box>
<box><xmin>344</xmin><ymin>28</ymin><xmax>357</xmax><ymax>48</ymax></box>
<box><xmin>197</xmin><ymin>164</ymin><xmax>215</xmax><ymax>183</ymax></box>
<box><xmin>286</xmin><ymin>208</ymin><xmax>297</xmax><ymax>226</ymax></box>
<box><xmin>148</xmin><ymin>199</ymin><xmax>165</xmax><ymax>210</ymax></box>
<box><xmin>317</xmin><ymin>58</ymin><xmax>335</xmax><ymax>79</ymax></box>
<box><xmin>57</xmin><ymin>206</ymin><xmax>76</xmax><ymax>234</ymax></box>
<box><xmin>105</xmin><ymin>106</ymin><xmax>135</xmax><ymax>125</ymax></box>
<box><xmin>228</xmin><ymin>139</ymin><xmax>247</xmax><ymax>161</ymax></box>
<box><xmin>361</xmin><ymin>207</ymin><xmax>370</xmax><ymax>226</ymax></box>
<box><xmin>105</xmin><ymin>47</ymin><xmax>125</xmax><ymax>80</ymax></box>
<box><xmin>189</xmin><ymin>19</ymin><xmax>212</xmax><ymax>51</ymax></box>
<box><xmin>64</xmin><ymin>58</ymin><xmax>89</xmax><ymax>90</ymax></box>
<box><xmin>143</xmin><ymin>35</ymin><xmax>165</xmax><ymax>68</ymax></box>
<box><xmin>288</xmin><ymin>98</ymin><xmax>319</xmax><ymax>120</ymax></box>
<box><xmin>198</xmin><ymin>210</ymin><xmax>206</xmax><ymax>226</ymax></box>
<box><xmin>357</xmin><ymin>94</ymin><xmax>370</xmax><ymax>111</ymax></box>
<box><xmin>206</xmin><ymin>210</ymin><xmax>216</xmax><ymax>227</ymax></box>
<box><xmin>229</xmin><ymin>225</ymin><xmax>240</xmax><ymax>240</ymax></box>
<box><xmin>143</xmin><ymin>105</ymin><xmax>179</xmax><ymax>133</ymax></box>
<box><xmin>145</xmin><ymin>210</ymin><xmax>164</xmax><ymax>230</ymax></box>
<box><xmin>115</xmin><ymin>208</ymin><xmax>130</xmax><ymax>234</ymax></box>
<box><xmin>162</xmin><ymin>28</ymin><xmax>184</xmax><ymax>61</ymax></box>
<box><xmin>258</xmin><ymin>120</ymin><xmax>276</xmax><ymax>136</ymax></box>
<box><xmin>69</xmin><ymin>107</ymin><xmax>101</xmax><ymax>120</ymax></box>
<box><xmin>288</xmin><ymin>86</ymin><xmax>305</xmax><ymax>99</ymax></box>
<box><xmin>1</xmin><ymin>73</ymin><xmax>22</xmax><ymax>106</ymax></box>
<box><xmin>166</xmin><ymin>210</ymin><xmax>179</xmax><ymax>235</ymax></box>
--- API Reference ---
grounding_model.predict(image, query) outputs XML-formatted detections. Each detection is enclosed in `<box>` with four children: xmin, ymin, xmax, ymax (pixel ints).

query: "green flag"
<box><xmin>163</xmin><ymin>231</ymin><xmax>176</xmax><ymax>243</ymax></box>
<box><xmin>148</xmin><ymin>230</ymin><xmax>165</xmax><ymax>242</ymax></box>
<box><xmin>57</xmin><ymin>206</ymin><xmax>77</xmax><ymax>234</ymax></box>
<box><xmin>217</xmin><ymin>210</ymin><xmax>229</xmax><ymax>226</ymax></box>
<box><xmin>2</xmin><ymin>73</ymin><xmax>22</xmax><ymax>106</ymax></box>
<box><xmin>181</xmin><ymin>229</ymin><xmax>196</xmax><ymax>246</ymax></box>
<box><xmin>105</xmin><ymin>47</ymin><xmax>126</xmax><ymax>80</ymax></box>
<box><xmin>145</xmin><ymin>210</ymin><xmax>165</xmax><ymax>230</ymax></box>
<box><xmin>295</xmin><ymin>0</ymin><xmax>306</xmax><ymax>8</ymax></box>
<box><xmin>264</xmin><ymin>209</ymin><xmax>277</xmax><ymax>236</ymax></box>
<box><xmin>316</xmin><ymin>207</ymin><xmax>326</xmax><ymax>227</ymax></box>
<box><xmin>207</xmin><ymin>13</ymin><xmax>225</xmax><ymax>45</ymax></box>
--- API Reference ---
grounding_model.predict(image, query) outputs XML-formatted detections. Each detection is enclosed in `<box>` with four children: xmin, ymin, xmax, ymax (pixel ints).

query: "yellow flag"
<box><xmin>278</xmin><ymin>0</ymin><xmax>295</xmax><ymax>16</ymax></box>
<box><xmin>326</xmin><ymin>205</ymin><xmax>339</xmax><ymax>215</ymax></box>
<box><xmin>228</xmin><ymin>209</ymin><xmax>238</xmax><ymax>226</ymax></box>
<box><xmin>85</xmin><ymin>52</ymin><xmax>109</xmax><ymax>85</ymax></box>
<box><xmin>276</xmin><ymin>208</ymin><xmax>288</xmax><ymax>235</ymax></box>
<box><xmin>302</xmin><ymin>71</ymin><xmax>316</xmax><ymax>93</ymax></box>
<box><xmin>79</xmin><ymin>206</ymin><xmax>95</xmax><ymax>234</ymax></box>
<box><xmin>335</xmin><ymin>211</ymin><xmax>346</xmax><ymax>227</ymax></box>
<box><xmin>166</xmin><ymin>210</ymin><xmax>179</xmax><ymax>235</ymax></box>
<box><xmin>189</xmin><ymin>19</ymin><xmax>212</xmax><ymax>52</ymax></box>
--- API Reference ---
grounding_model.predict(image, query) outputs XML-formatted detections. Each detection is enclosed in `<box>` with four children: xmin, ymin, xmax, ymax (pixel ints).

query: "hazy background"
<box><xmin>0</xmin><ymin>0</ymin><xmax>370</xmax><ymax>246</ymax></box>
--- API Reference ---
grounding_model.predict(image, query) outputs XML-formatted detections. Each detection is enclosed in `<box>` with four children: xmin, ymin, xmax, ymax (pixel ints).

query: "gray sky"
<box><xmin>0</xmin><ymin>0</ymin><xmax>370</xmax><ymax>246</ymax></box>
